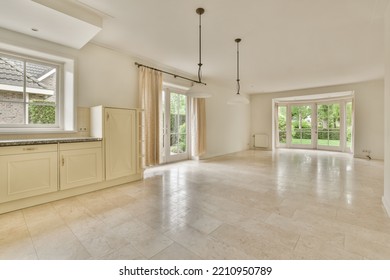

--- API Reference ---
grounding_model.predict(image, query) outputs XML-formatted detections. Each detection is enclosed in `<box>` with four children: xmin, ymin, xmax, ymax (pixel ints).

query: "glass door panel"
<box><xmin>277</xmin><ymin>105</ymin><xmax>287</xmax><ymax>146</ymax></box>
<box><xmin>162</xmin><ymin>90</ymin><xmax>188</xmax><ymax>163</ymax></box>
<box><xmin>346</xmin><ymin>101</ymin><xmax>353</xmax><ymax>151</ymax></box>
<box><xmin>291</xmin><ymin>105</ymin><xmax>312</xmax><ymax>146</ymax></box>
<box><xmin>169</xmin><ymin>92</ymin><xmax>187</xmax><ymax>156</ymax></box>
<box><xmin>317</xmin><ymin>103</ymin><xmax>341</xmax><ymax>149</ymax></box>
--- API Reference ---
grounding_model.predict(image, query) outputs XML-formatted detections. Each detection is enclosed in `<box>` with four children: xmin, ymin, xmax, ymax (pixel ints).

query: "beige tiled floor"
<box><xmin>1</xmin><ymin>149</ymin><xmax>389</xmax><ymax>260</ymax></box>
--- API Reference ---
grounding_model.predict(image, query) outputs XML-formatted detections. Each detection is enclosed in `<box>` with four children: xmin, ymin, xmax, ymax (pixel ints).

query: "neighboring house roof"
<box><xmin>0</xmin><ymin>57</ymin><xmax>55</xmax><ymax>95</ymax></box>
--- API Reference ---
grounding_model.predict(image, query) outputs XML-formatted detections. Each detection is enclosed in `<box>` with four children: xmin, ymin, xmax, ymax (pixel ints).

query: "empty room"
<box><xmin>1</xmin><ymin>0</ymin><xmax>390</xmax><ymax>271</ymax></box>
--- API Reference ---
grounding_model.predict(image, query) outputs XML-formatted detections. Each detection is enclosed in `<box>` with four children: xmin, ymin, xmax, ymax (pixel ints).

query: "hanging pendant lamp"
<box><xmin>227</xmin><ymin>38</ymin><xmax>249</xmax><ymax>105</ymax></box>
<box><xmin>187</xmin><ymin>7</ymin><xmax>212</xmax><ymax>98</ymax></box>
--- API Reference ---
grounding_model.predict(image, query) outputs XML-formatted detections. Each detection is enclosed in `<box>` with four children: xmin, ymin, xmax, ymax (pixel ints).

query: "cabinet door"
<box><xmin>105</xmin><ymin>108</ymin><xmax>136</xmax><ymax>180</ymax></box>
<box><xmin>0</xmin><ymin>151</ymin><xmax>58</xmax><ymax>203</ymax></box>
<box><xmin>60</xmin><ymin>147</ymin><xmax>103</xmax><ymax>190</ymax></box>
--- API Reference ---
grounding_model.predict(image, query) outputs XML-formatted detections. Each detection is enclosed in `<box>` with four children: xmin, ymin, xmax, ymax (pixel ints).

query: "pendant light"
<box><xmin>227</xmin><ymin>38</ymin><xmax>249</xmax><ymax>105</ymax></box>
<box><xmin>187</xmin><ymin>7</ymin><xmax>212</xmax><ymax>98</ymax></box>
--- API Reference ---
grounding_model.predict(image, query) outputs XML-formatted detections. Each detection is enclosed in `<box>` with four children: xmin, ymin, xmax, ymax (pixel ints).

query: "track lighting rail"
<box><xmin>135</xmin><ymin>8</ymin><xmax>207</xmax><ymax>87</ymax></box>
<box><xmin>134</xmin><ymin>62</ymin><xmax>206</xmax><ymax>85</ymax></box>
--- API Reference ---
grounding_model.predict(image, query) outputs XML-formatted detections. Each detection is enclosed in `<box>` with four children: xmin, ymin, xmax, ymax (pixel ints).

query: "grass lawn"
<box><xmin>291</xmin><ymin>138</ymin><xmax>340</xmax><ymax>146</ymax></box>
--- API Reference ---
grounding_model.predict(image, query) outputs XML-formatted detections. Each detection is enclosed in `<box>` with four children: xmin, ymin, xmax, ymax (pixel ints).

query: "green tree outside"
<box><xmin>291</xmin><ymin>105</ymin><xmax>312</xmax><ymax>144</ymax></box>
<box><xmin>170</xmin><ymin>93</ymin><xmax>187</xmax><ymax>153</ymax></box>
<box><xmin>28</xmin><ymin>100</ymin><xmax>55</xmax><ymax>124</ymax></box>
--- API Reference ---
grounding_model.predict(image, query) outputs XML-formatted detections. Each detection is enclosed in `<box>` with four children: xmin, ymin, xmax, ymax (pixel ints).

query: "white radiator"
<box><xmin>254</xmin><ymin>134</ymin><xmax>268</xmax><ymax>148</ymax></box>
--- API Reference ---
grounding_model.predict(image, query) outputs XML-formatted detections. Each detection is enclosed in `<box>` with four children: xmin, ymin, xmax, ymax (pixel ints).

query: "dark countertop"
<box><xmin>0</xmin><ymin>137</ymin><xmax>102</xmax><ymax>147</ymax></box>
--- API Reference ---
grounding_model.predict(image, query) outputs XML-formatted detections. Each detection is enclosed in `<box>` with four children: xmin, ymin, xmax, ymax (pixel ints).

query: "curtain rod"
<box><xmin>134</xmin><ymin>62</ymin><xmax>206</xmax><ymax>85</ymax></box>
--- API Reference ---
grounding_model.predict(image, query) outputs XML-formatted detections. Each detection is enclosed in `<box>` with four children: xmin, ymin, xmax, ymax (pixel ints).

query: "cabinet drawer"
<box><xmin>60</xmin><ymin>141</ymin><xmax>102</xmax><ymax>151</ymax></box>
<box><xmin>0</xmin><ymin>144</ymin><xmax>57</xmax><ymax>156</ymax></box>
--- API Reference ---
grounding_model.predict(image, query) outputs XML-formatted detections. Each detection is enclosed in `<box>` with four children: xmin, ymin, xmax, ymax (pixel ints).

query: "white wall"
<box><xmin>78</xmin><ymin>44</ymin><xmax>138</xmax><ymax>108</ymax></box>
<box><xmin>203</xmin><ymin>83</ymin><xmax>251</xmax><ymax>158</ymax></box>
<box><xmin>383</xmin><ymin>5</ymin><xmax>390</xmax><ymax>216</ymax></box>
<box><xmin>250</xmin><ymin>80</ymin><xmax>384</xmax><ymax>160</ymax></box>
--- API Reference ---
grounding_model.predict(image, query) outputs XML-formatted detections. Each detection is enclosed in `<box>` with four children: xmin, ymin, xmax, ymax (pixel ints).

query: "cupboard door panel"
<box><xmin>0</xmin><ymin>151</ymin><xmax>58</xmax><ymax>203</ymax></box>
<box><xmin>105</xmin><ymin>108</ymin><xmax>136</xmax><ymax>180</ymax></box>
<box><xmin>60</xmin><ymin>147</ymin><xmax>103</xmax><ymax>190</ymax></box>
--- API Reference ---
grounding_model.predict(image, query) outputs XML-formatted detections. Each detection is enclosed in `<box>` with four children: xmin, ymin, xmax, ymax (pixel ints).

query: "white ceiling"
<box><xmin>1</xmin><ymin>0</ymin><xmax>389</xmax><ymax>94</ymax></box>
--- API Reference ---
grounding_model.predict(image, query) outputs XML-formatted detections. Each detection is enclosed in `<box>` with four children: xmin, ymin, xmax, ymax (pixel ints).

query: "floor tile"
<box><xmin>150</xmin><ymin>242</ymin><xmax>201</xmax><ymax>260</ymax></box>
<box><xmin>100</xmin><ymin>243</ymin><xmax>146</xmax><ymax>260</ymax></box>
<box><xmin>0</xmin><ymin>227</ymin><xmax>37</xmax><ymax>260</ymax></box>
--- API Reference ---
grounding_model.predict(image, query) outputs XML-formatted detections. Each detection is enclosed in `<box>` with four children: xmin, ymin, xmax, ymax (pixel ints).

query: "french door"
<box><xmin>316</xmin><ymin>103</ymin><xmax>342</xmax><ymax>151</ymax></box>
<box><xmin>275</xmin><ymin>100</ymin><xmax>353</xmax><ymax>153</ymax></box>
<box><xmin>161</xmin><ymin>89</ymin><xmax>189</xmax><ymax>163</ymax></box>
<box><xmin>290</xmin><ymin>104</ymin><xmax>313</xmax><ymax>149</ymax></box>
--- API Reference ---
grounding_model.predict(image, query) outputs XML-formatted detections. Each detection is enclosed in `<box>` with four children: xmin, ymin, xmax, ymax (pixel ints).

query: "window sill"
<box><xmin>0</xmin><ymin>128</ymin><xmax>77</xmax><ymax>135</ymax></box>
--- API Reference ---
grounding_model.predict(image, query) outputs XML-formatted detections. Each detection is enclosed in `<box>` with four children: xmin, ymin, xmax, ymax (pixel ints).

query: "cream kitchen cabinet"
<box><xmin>59</xmin><ymin>142</ymin><xmax>103</xmax><ymax>190</ymax></box>
<box><xmin>91</xmin><ymin>106</ymin><xmax>139</xmax><ymax>181</ymax></box>
<box><xmin>0</xmin><ymin>144</ymin><xmax>58</xmax><ymax>203</ymax></box>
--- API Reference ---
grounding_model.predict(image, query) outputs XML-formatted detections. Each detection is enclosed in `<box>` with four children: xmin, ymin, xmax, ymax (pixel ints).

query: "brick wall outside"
<box><xmin>0</xmin><ymin>90</ymin><xmax>55</xmax><ymax>124</ymax></box>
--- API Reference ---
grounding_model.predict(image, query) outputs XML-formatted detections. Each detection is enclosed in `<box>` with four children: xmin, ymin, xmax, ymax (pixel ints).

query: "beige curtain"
<box><xmin>191</xmin><ymin>98</ymin><xmax>207</xmax><ymax>157</ymax></box>
<box><xmin>138</xmin><ymin>66</ymin><xmax>162</xmax><ymax>166</ymax></box>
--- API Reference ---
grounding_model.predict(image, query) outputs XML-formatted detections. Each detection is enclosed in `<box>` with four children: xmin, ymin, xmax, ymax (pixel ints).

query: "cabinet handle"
<box><xmin>106</xmin><ymin>113</ymin><xmax>110</xmax><ymax>121</ymax></box>
<box><xmin>23</xmin><ymin>147</ymin><xmax>36</xmax><ymax>151</ymax></box>
<box><xmin>62</xmin><ymin>156</ymin><xmax>65</xmax><ymax>166</ymax></box>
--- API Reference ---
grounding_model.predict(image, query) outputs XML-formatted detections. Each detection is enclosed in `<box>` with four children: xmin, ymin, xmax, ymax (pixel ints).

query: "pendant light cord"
<box><xmin>236</xmin><ymin>38</ymin><xmax>241</xmax><ymax>95</ymax></box>
<box><xmin>228</xmin><ymin>38</ymin><xmax>249</xmax><ymax>104</ymax></box>
<box><xmin>197</xmin><ymin>8</ymin><xmax>203</xmax><ymax>83</ymax></box>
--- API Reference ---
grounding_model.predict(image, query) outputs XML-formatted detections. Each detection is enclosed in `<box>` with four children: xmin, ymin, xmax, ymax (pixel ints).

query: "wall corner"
<box><xmin>382</xmin><ymin>196</ymin><xmax>390</xmax><ymax>217</ymax></box>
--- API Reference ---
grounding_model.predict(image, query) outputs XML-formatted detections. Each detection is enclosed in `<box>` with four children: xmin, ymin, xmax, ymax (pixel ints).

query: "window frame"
<box><xmin>0</xmin><ymin>52</ymin><xmax>61</xmax><ymax>128</ymax></box>
<box><xmin>274</xmin><ymin>97</ymin><xmax>354</xmax><ymax>153</ymax></box>
<box><xmin>0</xmin><ymin>45</ymin><xmax>75</xmax><ymax>133</ymax></box>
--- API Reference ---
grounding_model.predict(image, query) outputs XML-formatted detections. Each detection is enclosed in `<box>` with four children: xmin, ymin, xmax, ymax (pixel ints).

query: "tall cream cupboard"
<box><xmin>90</xmin><ymin>106</ymin><xmax>141</xmax><ymax>181</ymax></box>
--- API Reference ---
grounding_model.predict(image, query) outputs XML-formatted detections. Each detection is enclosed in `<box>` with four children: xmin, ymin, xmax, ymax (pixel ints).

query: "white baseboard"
<box><xmin>382</xmin><ymin>196</ymin><xmax>390</xmax><ymax>217</ymax></box>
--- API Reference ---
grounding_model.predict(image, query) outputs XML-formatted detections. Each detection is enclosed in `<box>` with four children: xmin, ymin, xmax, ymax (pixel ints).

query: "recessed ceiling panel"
<box><xmin>0</xmin><ymin>0</ymin><xmax>102</xmax><ymax>49</ymax></box>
